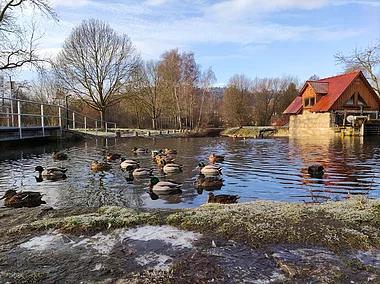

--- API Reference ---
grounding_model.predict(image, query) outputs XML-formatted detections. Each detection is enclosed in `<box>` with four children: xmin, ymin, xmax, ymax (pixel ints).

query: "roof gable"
<box><xmin>283</xmin><ymin>71</ymin><xmax>379</xmax><ymax>115</ymax></box>
<box><xmin>309</xmin><ymin>71</ymin><xmax>361</xmax><ymax>112</ymax></box>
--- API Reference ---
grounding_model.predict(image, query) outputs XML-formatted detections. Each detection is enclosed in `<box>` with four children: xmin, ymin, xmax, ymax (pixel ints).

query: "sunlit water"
<box><xmin>0</xmin><ymin>135</ymin><xmax>379</xmax><ymax>209</ymax></box>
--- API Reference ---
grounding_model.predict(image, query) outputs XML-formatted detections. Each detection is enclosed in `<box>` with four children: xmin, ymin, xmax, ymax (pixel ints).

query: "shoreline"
<box><xmin>1</xmin><ymin>197</ymin><xmax>379</xmax><ymax>283</ymax></box>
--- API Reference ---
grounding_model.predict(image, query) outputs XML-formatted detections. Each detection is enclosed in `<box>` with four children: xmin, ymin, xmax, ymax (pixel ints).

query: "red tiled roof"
<box><xmin>309</xmin><ymin>71</ymin><xmax>361</xmax><ymax>112</ymax></box>
<box><xmin>309</xmin><ymin>82</ymin><xmax>328</xmax><ymax>94</ymax></box>
<box><xmin>283</xmin><ymin>71</ymin><xmax>363</xmax><ymax>114</ymax></box>
<box><xmin>283</xmin><ymin>96</ymin><xmax>302</xmax><ymax>114</ymax></box>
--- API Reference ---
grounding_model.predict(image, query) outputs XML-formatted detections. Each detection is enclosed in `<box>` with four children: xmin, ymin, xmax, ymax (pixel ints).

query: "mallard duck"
<box><xmin>195</xmin><ymin>174</ymin><xmax>224</xmax><ymax>189</ymax></box>
<box><xmin>124</xmin><ymin>165</ymin><xmax>154</xmax><ymax>177</ymax></box>
<box><xmin>308</xmin><ymin>165</ymin><xmax>324</xmax><ymax>178</ymax></box>
<box><xmin>209</xmin><ymin>154</ymin><xmax>225</xmax><ymax>164</ymax></box>
<box><xmin>207</xmin><ymin>192</ymin><xmax>240</xmax><ymax>204</ymax></box>
<box><xmin>132</xmin><ymin>147</ymin><xmax>148</xmax><ymax>154</ymax></box>
<box><xmin>164</xmin><ymin>148</ymin><xmax>177</xmax><ymax>155</ymax></box>
<box><xmin>51</xmin><ymin>151</ymin><xmax>68</xmax><ymax>160</ymax></box>
<box><xmin>151</xmin><ymin>149</ymin><xmax>163</xmax><ymax>157</ymax></box>
<box><xmin>34</xmin><ymin>166</ymin><xmax>67</xmax><ymax>177</ymax></box>
<box><xmin>197</xmin><ymin>162</ymin><xmax>222</xmax><ymax>176</ymax></box>
<box><xmin>107</xmin><ymin>153</ymin><xmax>121</xmax><ymax>161</ymax></box>
<box><xmin>160</xmin><ymin>159</ymin><xmax>183</xmax><ymax>174</ymax></box>
<box><xmin>120</xmin><ymin>158</ymin><xmax>140</xmax><ymax>169</ymax></box>
<box><xmin>147</xmin><ymin>177</ymin><xmax>182</xmax><ymax>195</ymax></box>
<box><xmin>91</xmin><ymin>161</ymin><xmax>112</xmax><ymax>171</ymax></box>
<box><xmin>1</xmin><ymin>189</ymin><xmax>46</xmax><ymax>208</ymax></box>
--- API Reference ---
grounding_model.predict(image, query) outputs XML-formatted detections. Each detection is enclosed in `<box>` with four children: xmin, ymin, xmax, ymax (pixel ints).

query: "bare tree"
<box><xmin>221</xmin><ymin>74</ymin><xmax>252</xmax><ymax>127</ymax></box>
<box><xmin>130</xmin><ymin>60</ymin><xmax>166</xmax><ymax>129</ymax></box>
<box><xmin>0</xmin><ymin>0</ymin><xmax>57</xmax><ymax>70</ymax></box>
<box><xmin>54</xmin><ymin>19</ymin><xmax>141</xmax><ymax>124</ymax></box>
<box><xmin>197</xmin><ymin>67</ymin><xmax>216</xmax><ymax>128</ymax></box>
<box><xmin>335</xmin><ymin>39</ymin><xmax>380</xmax><ymax>96</ymax></box>
<box><xmin>158</xmin><ymin>49</ymin><xmax>200</xmax><ymax>129</ymax></box>
<box><xmin>252</xmin><ymin>76</ymin><xmax>299</xmax><ymax>126</ymax></box>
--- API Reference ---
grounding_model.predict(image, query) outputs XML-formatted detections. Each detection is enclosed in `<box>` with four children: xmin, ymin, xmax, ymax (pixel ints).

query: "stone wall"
<box><xmin>289</xmin><ymin>113</ymin><xmax>337</xmax><ymax>136</ymax></box>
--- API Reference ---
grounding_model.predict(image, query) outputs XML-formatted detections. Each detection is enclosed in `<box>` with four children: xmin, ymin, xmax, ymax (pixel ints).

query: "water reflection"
<box><xmin>0</xmin><ymin>136</ymin><xmax>379</xmax><ymax>209</ymax></box>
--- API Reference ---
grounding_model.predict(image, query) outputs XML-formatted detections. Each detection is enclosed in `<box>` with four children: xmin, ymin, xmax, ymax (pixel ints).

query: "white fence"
<box><xmin>0</xmin><ymin>97</ymin><xmax>117</xmax><ymax>139</ymax></box>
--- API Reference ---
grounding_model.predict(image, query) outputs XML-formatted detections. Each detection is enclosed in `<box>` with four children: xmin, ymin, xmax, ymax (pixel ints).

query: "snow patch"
<box><xmin>117</xmin><ymin>225</ymin><xmax>201</xmax><ymax>248</ymax></box>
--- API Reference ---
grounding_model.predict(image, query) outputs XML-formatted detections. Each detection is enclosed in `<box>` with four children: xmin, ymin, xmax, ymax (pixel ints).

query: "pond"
<box><xmin>0</xmin><ymin>135</ymin><xmax>379</xmax><ymax>209</ymax></box>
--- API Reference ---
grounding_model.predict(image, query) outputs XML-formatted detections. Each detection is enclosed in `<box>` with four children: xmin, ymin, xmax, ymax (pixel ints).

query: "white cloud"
<box><xmin>145</xmin><ymin>0</ymin><xmax>169</xmax><ymax>6</ymax></box>
<box><xmin>50</xmin><ymin>0</ymin><xmax>91</xmax><ymax>7</ymax></box>
<box><xmin>205</xmin><ymin>0</ymin><xmax>329</xmax><ymax>21</ymax></box>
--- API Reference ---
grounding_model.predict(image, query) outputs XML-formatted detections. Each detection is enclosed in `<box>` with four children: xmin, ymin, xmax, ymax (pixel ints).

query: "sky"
<box><xmin>15</xmin><ymin>0</ymin><xmax>380</xmax><ymax>86</ymax></box>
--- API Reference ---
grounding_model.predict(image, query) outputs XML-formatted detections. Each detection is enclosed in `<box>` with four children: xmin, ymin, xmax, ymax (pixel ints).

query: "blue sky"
<box><xmin>18</xmin><ymin>0</ymin><xmax>380</xmax><ymax>86</ymax></box>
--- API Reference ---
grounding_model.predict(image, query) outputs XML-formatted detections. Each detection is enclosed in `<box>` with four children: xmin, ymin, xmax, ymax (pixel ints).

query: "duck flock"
<box><xmin>0</xmin><ymin>148</ymin><xmax>241</xmax><ymax>208</ymax></box>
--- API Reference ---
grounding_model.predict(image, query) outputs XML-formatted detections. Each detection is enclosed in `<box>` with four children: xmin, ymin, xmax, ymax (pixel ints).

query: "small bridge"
<box><xmin>0</xmin><ymin>97</ymin><xmax>117</xmax><ymax>142</ymax></box>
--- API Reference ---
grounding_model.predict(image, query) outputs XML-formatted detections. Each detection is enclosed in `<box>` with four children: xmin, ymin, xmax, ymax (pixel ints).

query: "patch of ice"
<box><xmin>117</xmin><ymin>225</ymin><xmax>201</xmax><ymax>248</ymax></box>
<box><xmin>19</xmin><ymin>233</ymin><xmax>67</xmax><ymax>251</ymax></box>
<box><xmin>135</xmin><ymin>252</ymin><xmax>172</xmax><ymax>270</ymax></box>
<box><xmin>74</xmin><ymin>233</ymin><xmax>117</xmax><ymax>254</ymax></box>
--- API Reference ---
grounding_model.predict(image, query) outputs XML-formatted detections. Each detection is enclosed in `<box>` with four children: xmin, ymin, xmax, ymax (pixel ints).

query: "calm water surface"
<box><xmin>0</xmin><ymin>136</ymin><xmax>379</xmax><ymax>209</ymax></box>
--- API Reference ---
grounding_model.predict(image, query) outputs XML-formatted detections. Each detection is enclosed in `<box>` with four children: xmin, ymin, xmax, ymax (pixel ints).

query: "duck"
<box><xmin>308</xmin><ymin>165</ymin><xmax>324</xmax><ymax>178</ymax></box>
<box><xmin>164</xmin><ymin>148</ymin><xmax>177</xmax><ymax>155</ymax></box>
<box><xmin>51</xmin><ymin>151</ymin><xmax>68</xmax><ymax>160</ymax></box>
<box><xmin>91</xmin><ymin>161</ymin><xmax>112</xmax><ymax>171</ymax></box>
<box><xmin>209</xmin><ymin>154</ymin><xmax>225</xmax><ymax>164</ymax></box>
<box><xmin>120</xmin><ymin>157</ymin><xmax>140</xmax><ymax>169</ymax></box>
<box><xmin>34</xmin><ymin>166</ymin><xmax>67</xmax><ymax>178</ymax></box>
<box><xmin>197</xmin><ymin>162</ymin><xmax>222</xmax><ymax>176</ymax></box>
<box><xmin>124</xmin><ymin>165</ymin><xmax>154</xmax><ymax>177</ymax></box>
<box><xmin>151</xmin><ymin>149</ymin><xmax>163</xmax><ymax>157</ymax></box>
<box><xmin>147</xmin><ymin>177</ymin><xmax>182</xmax><ymax>195</ymax></box>
<box><xmin>107</xmin><ymin>153</ymin><xmax>121</xmax><ymax>161</ymax></box>
<box><xmin>154</xmin><ymin>154</ymin><xmax>176</xmax><ymax>165</ymax></box>
<box><xmin>160</xmin><ymin>159</ymin><xmax>183</xmax><ymax>174</ymax></box>
<box><xmin>1</xmin><ymin>189</ymin><xmax>46</xmax><ymax>208</ymax></box>
<box><xmin>195</xmin><ymin>174</ymin><xmax>224</xmax><ymax>189</ymax></box>
<box><xmin>132</xmin><ymin>147</ymin><xmax>149</xmax><ymax>154</ymax></box>
<box><xmin>207</xmin><ymin>192</ymin><xmax>240</xmax><ymax>204</ymax></box>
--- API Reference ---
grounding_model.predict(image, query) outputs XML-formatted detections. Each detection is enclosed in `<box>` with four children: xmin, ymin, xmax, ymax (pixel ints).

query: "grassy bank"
<box><xmin>21</xmin><ymin>197</ymin><xmax>380</xmax><ymax>252</ymax></box>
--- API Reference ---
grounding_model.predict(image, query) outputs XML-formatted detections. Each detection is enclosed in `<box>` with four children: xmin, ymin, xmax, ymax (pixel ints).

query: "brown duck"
<box><xmin>52</xmin><ymin>151</ymin><xmax>68</xmax><ymax>160</ymax></box>
<box><xmin>207</xmin><ymin>192</ymin><xmax>240</xmax><ymax>204</ymax></box>
<box><xmin>91</xmin><ymin>161</ymin><xmax>112</xmax><ymax>171</ymax></box>
<box><xmin>107</xmin><ymin>153</ymin><xmax>121</xmax><ymax>161</ymax></box>
<box><xmin>1</xmin><ymin>189</ymin><xmax>46</xmax><ymax>208</ymax></box>
<box><xmin>209</xmin><ymin>154</ymin><xmax>225</xmax><ymax>164</ymax></box>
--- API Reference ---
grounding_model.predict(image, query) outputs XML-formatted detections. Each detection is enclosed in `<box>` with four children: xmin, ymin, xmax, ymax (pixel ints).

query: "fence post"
<box><xmin>84</xmin><ymin>116</ymin><xmax>87</xmax><ymax>132</ymax></box>
<box><xmin>73</xmin><ymin>112</ymin><xmax>76</xmax><ymax>129</ymax></box>
<box><xmin>95</xmin><ymin>120</ymin><xmax>98</xmax><ymax>135</ymax></box>
<box><xmin>40</xmin><ymin>104</ymin><xmax>45</xmax><ymax>136</ymax></box>
<box><xmin>11</xmin><ymin>100</ymin><xmax>14</xmax><ymax>127</ymax></box>
<box><xmin>105</xmin><ymin>122</ymin><xmax>108</xmax><ymax>135</ymax></box>
<box><xmin>58</xmin><ymin>106</ymin><xmax>62</xmax><ymax>134</ymax></box>
<box><xmin>6</xmin><ymin>107</ymin><xmax>9</xmax><ymax>127</ymax></box>
<box><xmin>17</xmin><ymin>101</ymin><xmax>22</xmax><ymax>139</ymax></box>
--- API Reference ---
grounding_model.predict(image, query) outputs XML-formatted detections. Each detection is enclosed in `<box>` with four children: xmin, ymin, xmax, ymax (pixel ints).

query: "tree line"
<box><xmin>1</xmin><ymin>1</ymin><xmax>379</xmax><ymax>129</ymax></box>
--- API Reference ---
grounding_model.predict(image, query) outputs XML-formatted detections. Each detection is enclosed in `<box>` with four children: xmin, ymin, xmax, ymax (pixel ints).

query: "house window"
<box><xmin>304</xmin><ymin>97</ymin><xmax>315</xmax><ymax>108</ymax></box>
<box><xmin>358</xmin><ymin>93</ymin><xmax>366</xmax><ymax>105</ymax></box>
<box><xmin>344</xmin><ymin>92</ymin><xmax>368</xmax><ymax>107</ymax></box>
<box><xmin>304</xmin><ymin>98</ymin><xmax>309</xmax><ymax>107</ymax></box>
<box><xmin>346</xmin><ymin>94</ymin><xmax>354</xmax><ymax>105</ymax></box>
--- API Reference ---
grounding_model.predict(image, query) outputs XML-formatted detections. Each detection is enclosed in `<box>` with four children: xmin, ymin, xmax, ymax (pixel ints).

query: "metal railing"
<box><xmin>0</xmin><ymin>96</ymin><xmax>117</xmax><ymax>139</ymax></box>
